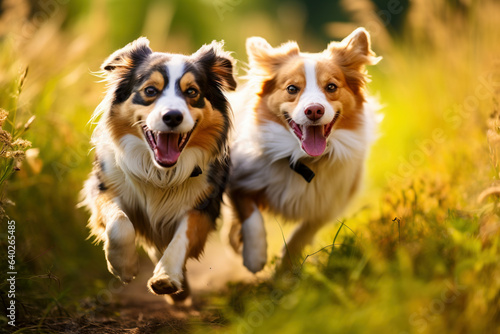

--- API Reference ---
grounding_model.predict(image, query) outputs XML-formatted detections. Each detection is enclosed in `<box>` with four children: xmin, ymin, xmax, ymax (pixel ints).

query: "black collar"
<box><xmin>289</xmin><ymin>159</ymin><xmax>315</xmax><ymax>183</ymax></box>
<box><xmin>190</xmin><ymin>165</ymin><xmax>202</xmax><ymax>177</ymax></box>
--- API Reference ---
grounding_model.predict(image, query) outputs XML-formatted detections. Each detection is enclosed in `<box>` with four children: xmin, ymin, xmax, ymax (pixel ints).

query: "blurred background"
<box><xmin>1</xmin><ymin>0</ymin><xmax>500</xmax><ymax>332</ymax></box>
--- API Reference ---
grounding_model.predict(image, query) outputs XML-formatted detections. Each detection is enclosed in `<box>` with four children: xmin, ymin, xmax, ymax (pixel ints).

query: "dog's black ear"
<box><xmin>193</xmin><ymin>41</ymin><xmax>237</xmax><ymax>91</ymax></box>
<box><xmin>101</xmin><ymin>37</ymin><xmax>152</xmax><ymax>73</ymax></box>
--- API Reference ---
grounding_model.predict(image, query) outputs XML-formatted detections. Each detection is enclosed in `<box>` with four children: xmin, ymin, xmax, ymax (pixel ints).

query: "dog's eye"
<box><xmin>286</xmin><ymin>85</ymin><xmax>299</xmax><ymax>95</ymax></box>
<box><xmin>326</xmin><ymin>83</ymin><xmax>338</xmax><ymax>93</ymax></box>
<box><xmin>185</xmin><ymin>88</ymin><xmax>199</xmax><ymax>98</ymax></box>
<box><xmin>144</xmin><ymin>86</ymin><xmax>159</xmax><ymax>97</ymax></box>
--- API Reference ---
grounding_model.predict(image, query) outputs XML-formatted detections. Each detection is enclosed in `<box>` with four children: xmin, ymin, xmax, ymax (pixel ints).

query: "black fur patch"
<box><xmin>111</xmin><ymin>47</ymin><xmax>153</xmax><ymax>104</ymax></box>
<box><xmin>130</xmin><ymin>64</ymin><xmax>169</xmax><ymax>106</ymax></box>
<box><xmin>131</xmin><ymin>93</ymin><xmax>151</xmax><ymax>106</ymax></box>
<box><xmin>97</xmin><ymin>156</ymin><xmax>105</xmax><ymax>172</ymax></box>
<box><xmin>189</xmin><ymin>94</ymin><xmax>206</xmax><ymax>109</ymax></box>
<box><xmin>111</xmin><ymin>54</ymin><xmax>169</xmax><ymax>105</ymax></box>
<box><xmin>183</xmin><ymin>57</ymin><xmax>233</xmax><ymax>157</ymax></box>
<box><xmin>195</xmin><ymin>155</ymin><xmax>230</xmax><ymax>223</ymax></box>
<box><xmin>190</xmin><ymin>166</ymin><xmax>203</xmax><ymax>177</ymax></box>
<box><xmin>94</xmin><ymin>157</ymin><xmax>108</xmax><ymax>191</ymax></box>
<box><xmin>180</xmin><ymin>63</ymin><xmax>207</xmax><ymax>109</ymax></box>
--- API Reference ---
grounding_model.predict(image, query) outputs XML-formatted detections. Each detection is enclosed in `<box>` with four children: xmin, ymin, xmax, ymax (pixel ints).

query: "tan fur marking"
<box><xmin>187</xmin><ymin>99</ymin><xmax>226</xmax><ymax>154</ymax></box>
<box><xmin>254</xmin><ymin>97</ymin><xmax>287</xmax><ymax>128</ymax></box>
<box><xmin>186</xmin><ymin>210</ymin><xmax>214</xmax><ymax>259</ymax></box>
<box><xmin>229</xmin><ymin>188</ymin><xmax>269</xmax><ymax>223</ymax></box>
<box><xmin>174</xmin><ymin>72</ymin><xmax>226</xmax><ymax>154</ymax></box>
<box><xmin>255</xmin><ymin>57</ymin><xmax>305</xmax><ymax>129</ymax></box>
<box><xmin>107</xmin><ymin>71</ymin><xmax>166</xmax><ymax>144</ymax></box>
<box><xmin>139</xmin><ymin>71</ymin><xmax>165</xmax><ymax>102</ymax></box>
<box><xmin>315</xmin><ymin>59</ymin><xmax>363</xmax><ymax>131</ymax></box>
<box><xmin>179</xmin><ymin>72</ymin><xmax>200</xmax><ymax>93</ymax></box>
<box><xmin>326</xmin><ymin>29</ymin><xmax>378</xmax><ymax>96</ymax></box>
<box><xmin>247</xmin><ymin>38</ymin><xmax>300</xmax><ymax>77</ymax></box>
<box><xmin>107</xmin><ymin>103</ymin><xmax>144</xmax><ymax>143</ymax></box>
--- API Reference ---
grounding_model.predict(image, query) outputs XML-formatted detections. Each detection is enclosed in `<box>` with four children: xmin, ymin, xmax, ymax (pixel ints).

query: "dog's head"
<box><xmin>247</xmin><ymin>28</ymin><xmax>380</xmax><ymax>157</ymax></box>
<box><xmin>101</xmin><ymin>38</ymin><xmax>236</xmax><ymax>168</ymax></box>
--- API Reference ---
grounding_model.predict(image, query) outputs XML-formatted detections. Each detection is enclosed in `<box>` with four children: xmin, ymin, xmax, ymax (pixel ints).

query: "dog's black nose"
<box><xmin>162</xmin><ymin>110</ymin><xmax>183</xmax><ymax>128</ymax></box>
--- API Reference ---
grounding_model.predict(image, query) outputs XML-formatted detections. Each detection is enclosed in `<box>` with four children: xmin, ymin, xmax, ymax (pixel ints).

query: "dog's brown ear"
<box><xmin>101</xmin><ymin>37</ymin><xmax>153</xmax><ymax>73</ymax></box>
<box><xmin>328</xmin><ymin>28</ymin><xmax>381</xmax><ymax>93</ymax></box>
<box><xmin>193</xmin><ymin>41</ymin><xmax>237</xmax><ymax>91</ymax></box>
<box><xmin>246</xmin><ymin>37</ymin><xmax>299</xmax><ymax>76</ymax></box>
<box><xmin>328</xmin><ymin>28</ymin><xmax>380</xmax><ymax>70</ymax></box>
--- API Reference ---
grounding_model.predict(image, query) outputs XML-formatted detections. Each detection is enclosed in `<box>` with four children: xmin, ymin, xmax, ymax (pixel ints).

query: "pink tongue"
<box><xmin>302</xmin><ymin>126</ymin><xmax>327</xmax><ymax>156</ymax></box>
<box><xmin>154</xmin><ymin>133</ymin><xmax>181</xmax><ymax>167</ymax></box>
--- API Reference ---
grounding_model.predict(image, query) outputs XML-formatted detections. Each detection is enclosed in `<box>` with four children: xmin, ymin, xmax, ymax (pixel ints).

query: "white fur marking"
<box><xmin>106</xmin><ymin>214</ymin><xmax>135</xmax><ymax>244</ymax></box>
<box><xmin>146</xmin><ymin>56</ymin><xmax>195</xmax><ymax>133</ymax></box>
<box><xmin>117</xmin><ymin>134</ymin><xmax>209</xmax><ymax>188</ymax></box>
<box><xmin>242</xmin><ymin>207</ymin><xmax>267</xmax><ymax>273</ymax></box>
<box><xmin>230</xmin><ymin>99</ymin><xmax>377</xmax><ymax>223</ymax></box>
<box><xmin>153</xmin><ymin>216</ymin><xmax>189</xmax><ymax>288</ymax></box>
<box><xmin>292</xmin><ymin>58</ymin><xmax>334</xmax><ymax>125</ymax></box>
<box><xmin>104</xmin><ymin>213</ymin><xmax>139</xmax><ymax>283</ymax></box>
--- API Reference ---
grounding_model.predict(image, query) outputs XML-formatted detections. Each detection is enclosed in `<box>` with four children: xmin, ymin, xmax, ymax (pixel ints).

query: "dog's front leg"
<box><xmin>101</xmin><ymin>199</ymin><xmax>139</xmax><ymax>284</ymax></box>
<box><xmin>279</xmin><ymin>221</ymin><xmax>326</xmax><ymax>273</ymax></box>
<box><xmin>147</xmin><ymin>216</ymin><xmax>189</xmax><ymax>296</ymax></box>
<box><xmin>228</xmin><ymin>192</ymin><xmax>268</xmax><ymax>273</ymax></box>
<box><xmin>147</xmin><ymin>210</ymin><xmax>213</xmax><ymax>301</ymax></box>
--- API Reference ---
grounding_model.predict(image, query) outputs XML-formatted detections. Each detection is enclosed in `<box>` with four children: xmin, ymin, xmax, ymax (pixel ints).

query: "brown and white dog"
<box><xmin>81</xmin><ymin>38</ymin><xmax>236</xmax><ymax>303</ymax></box>
<box><xmin>227</xmin><ymin>28</ymin><xmax>380</xmax><ymax>273</ymax></box>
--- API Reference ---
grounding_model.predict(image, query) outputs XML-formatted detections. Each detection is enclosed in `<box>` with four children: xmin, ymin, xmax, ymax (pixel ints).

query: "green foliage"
<box><xmin>1</xmin><ymin>0</ymin><xmax>499</xmax><ymax>332</ymax></box>
<box><xmin>195</xmin><ymin>1</ymin><xmax>500</xmax><ymax>333</ymax></box>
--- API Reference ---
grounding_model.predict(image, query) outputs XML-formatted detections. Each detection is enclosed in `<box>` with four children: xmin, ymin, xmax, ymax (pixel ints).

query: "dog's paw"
<box><xmin>242</xmin><ymin>239</ymin><xmax>267</xmax><ymax>273</ymax></box>
<box><xmin>166</xmin><ymin>295</ymin><xmax>193</xmax><ymax>308</ymax></box>
<box><xmin>105</xmin><ymin>246</ymin><xmax>139</xmax><ymax>284</ymax></box>
<box><xmin>147</xmin><ymin>274</ymin><xmax>182</xmax><ymax>295</ymax></box>
<box><xmin>241</xmin><ymin>210</ymin><xmax>267</xmax><ymax>273</ymax></box>
<box><xmin>242</xmin><ymin>227</ymin><xmax>267</xmax><ymax>273</ymax></box>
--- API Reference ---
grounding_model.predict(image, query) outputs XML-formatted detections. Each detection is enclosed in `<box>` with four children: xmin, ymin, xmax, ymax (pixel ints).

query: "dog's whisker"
<box><xmin>132</xmin><ymin>119</ymin><xmax>146</xmax><ymax>127</ymax></box>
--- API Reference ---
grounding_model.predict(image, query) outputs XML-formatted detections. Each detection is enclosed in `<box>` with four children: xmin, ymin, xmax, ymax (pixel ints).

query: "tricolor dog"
<box><xmin>81</xmin><ymin>38</ymin><xmax>236</xmax><ymax>303</ymax></box>
<box><xmin>227</xmin><ymin>28</ymin><xmax>380</xmax><ymax>273</ymax></box>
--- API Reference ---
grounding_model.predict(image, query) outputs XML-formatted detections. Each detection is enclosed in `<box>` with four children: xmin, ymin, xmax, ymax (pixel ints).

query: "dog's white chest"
<box><xmin>262</xmin><ymin>157</ymin><xmax>362</xmax><ymax>223</ymax></box>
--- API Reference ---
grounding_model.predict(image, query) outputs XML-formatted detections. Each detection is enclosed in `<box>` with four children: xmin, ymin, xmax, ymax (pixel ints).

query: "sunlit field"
<box><xmin>1</xmin><ymin>0</ymin><xmax>500</xmax><ymax>333</ymax></box>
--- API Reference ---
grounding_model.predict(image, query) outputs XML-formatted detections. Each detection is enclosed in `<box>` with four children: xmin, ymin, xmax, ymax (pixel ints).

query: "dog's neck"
<box><xmin>288</xmin><ymin>158</ymin><xmax>315</xmax><ymax>183</ymax></box>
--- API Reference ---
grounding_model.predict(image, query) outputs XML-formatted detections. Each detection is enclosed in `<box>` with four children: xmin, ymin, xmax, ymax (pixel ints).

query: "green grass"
<box><xmin>1</xmin><ymin>0</ymin><xmax>500</xmax><ymax>332</ymax></box>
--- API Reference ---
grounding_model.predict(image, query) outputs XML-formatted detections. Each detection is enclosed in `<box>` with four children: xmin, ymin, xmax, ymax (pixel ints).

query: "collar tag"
<box><xmin>289</xmin><ymin>159</ymin><xmax>315</xmax><ymax>183</ymax></box>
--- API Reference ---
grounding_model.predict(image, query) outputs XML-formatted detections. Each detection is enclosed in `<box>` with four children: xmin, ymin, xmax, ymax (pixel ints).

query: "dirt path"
<box><xmin>17</xmin><ymin>219</ymin><xmax>286</xmax><ymax>333</ymax></box>
<box><xmin>54</xmin><ymin>234</ymin><xmax>267</xmax><ymax>333</ymax></box>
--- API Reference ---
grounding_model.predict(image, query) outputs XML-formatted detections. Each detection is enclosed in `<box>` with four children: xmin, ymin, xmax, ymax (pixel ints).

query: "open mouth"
<box><xmin>142</xmin><ymin>122</ymin><xmax>197</xmax><ymax>167</ymax></box>
<box><xmin>284</xmin><ymin>111</ymin><xmax>340</xmax><ymax>157</ymax></box>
